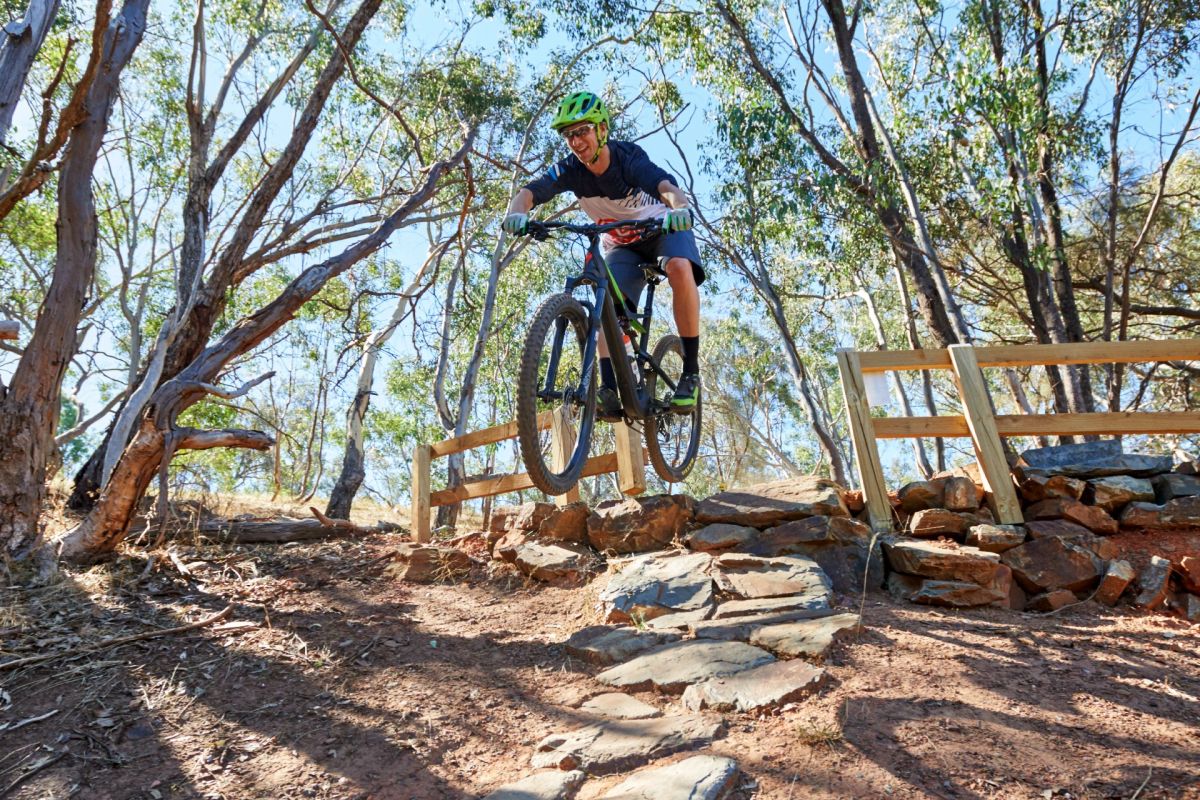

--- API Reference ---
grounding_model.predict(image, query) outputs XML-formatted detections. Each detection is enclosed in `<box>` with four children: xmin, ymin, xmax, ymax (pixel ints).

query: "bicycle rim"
<box><xmin>516</xmin><ymin>294</ymin><xmax>596</xmax><ymax>495</ymax></box>
<box><xmin>644</xmin><ymin>334</ymin><xmax>701</xmax><ymax>483</ymax></box>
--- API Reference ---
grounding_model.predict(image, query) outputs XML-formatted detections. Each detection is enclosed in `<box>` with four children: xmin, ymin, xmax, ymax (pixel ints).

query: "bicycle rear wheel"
<box><xmin>644</xmin><ymin>334</ymin><xmax>701</xmax><ymax>483</ymax></box>
<box><xmin>517</xmin><ymin>293</ymin><xmax>596</xmax><ymax>496</ymax></box>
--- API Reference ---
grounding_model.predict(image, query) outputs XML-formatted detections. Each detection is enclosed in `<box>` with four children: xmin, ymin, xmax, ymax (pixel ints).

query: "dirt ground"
<box><xmin>2</xmin><ymin>512</ymin><xmax>1198</xmax><ymax>800</ymax></box>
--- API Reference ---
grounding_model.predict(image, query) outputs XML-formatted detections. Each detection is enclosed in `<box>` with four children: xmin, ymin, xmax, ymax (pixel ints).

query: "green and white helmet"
<box><xmin>550</xmin><ymin>91</ymin><xmax>610</xmax><ymax>145</ymax></box>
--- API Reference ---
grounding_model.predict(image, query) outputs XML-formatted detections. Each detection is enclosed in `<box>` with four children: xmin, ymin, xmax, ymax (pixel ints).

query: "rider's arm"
<box><xmin>506</xmin><ymin>188</ymin><xmax>535</xmax><ymax>216</ymax></box>
<box><xmin>657</xmin><ymin>180</ymin><xmax>690</xmax><ymax>211</ymax></box>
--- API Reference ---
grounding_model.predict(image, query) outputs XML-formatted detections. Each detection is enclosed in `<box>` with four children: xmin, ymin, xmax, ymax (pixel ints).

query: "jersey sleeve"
<box><xmin>621</xmin><ymin>143</ymin><xmax>676</xmax><ymax>199</ymax></box>
<box><xmin>523</xmin><ymin>158</ymin><xmax>577</xmax><ymax>206</ymax></box>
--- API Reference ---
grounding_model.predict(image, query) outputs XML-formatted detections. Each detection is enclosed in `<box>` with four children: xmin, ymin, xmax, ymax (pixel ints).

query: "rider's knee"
<box><xmin>665</xmin><ymin>258</ymin><xmax>694</xmax><ymax>285</ymax></box>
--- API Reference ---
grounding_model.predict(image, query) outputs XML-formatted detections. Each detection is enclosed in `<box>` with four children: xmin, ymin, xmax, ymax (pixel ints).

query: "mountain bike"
<box><xmin>515</xmin><ymin>218</ymin><xmax>702</xmax><ymax>495</ymax></box>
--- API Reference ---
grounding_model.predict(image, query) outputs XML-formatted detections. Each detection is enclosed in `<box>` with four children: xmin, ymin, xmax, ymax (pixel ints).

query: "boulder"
<box><xmin>512</xmin><ymin>501</ymin><xmax>558</xmax><ymax>532</ymax></box>
<box><xmin>493</xmin><ymin>529</ymin><xmax>530</xmax><ymax>562</ymax></box>
<box><xmin>909</xmin><ymin>579</ymin><xmax>1007</xmax><ymax>608</ymax></box>
<box><xmin>1161</xmin><ymin>496</ymin><xmax>1200</xmax><ymax>526</ymax></box>
<box><xmin>682</xmin><ymin>660</ymin><xmax>829</xmax><ymax>713</ymax></box>
<box><xmin>1133</xmin><ymin>556</ymin><xmax>1172</xmax><ymax>610</ymax></box>
<box><xmin>737</xmin><ymin>516</ymin><xmax>883</xmax><ymax>595</ymax></box>
<box><xmin>483</xmin><ymin>770</ymin><xmax>586</xmax><ymax>800</ymax></box>
<box><xmin>1088</xmin><ymin>475</ymin><xmax>1155</xmax><ymax>513</ymax></box>
<box><xmin>711</xmin><ymin>553</ymin><xmax>831</xmax><ymax>600</ymax></box>
<box><xmin>563</xmin><ymin>625</ymin><xmax>680</xmax><ymax>666</ymax></box>
<box><xmin>597</xmin><ymin>755</ymin><xmax>739</xmax><ymax>800</ymax></box>
<box><xmin>1016</xmin><ymin>454</ymin><xmax>1173</xmax><ymax>480</ymax></box>
<box><xmin>538</xmin><ymin>502</ymin><xmax>590</xmax><ymax>544</ymax></box>
<box><xmin>1000</xmin><ymin>537</ymin><xmax>1101</xmax><ymax>593</ymax></box>
<box><xmin>489</xmin><ymin>504</ymin><xmax>520</xmax><ymax>532</ymax></box>
<box><xmin>749</xmin><ymin>613</ymin><xmax>862</xmax><ymax>660</ymax></box>
<box><xmin>1152</xmin><ymin>473</ymin><xmax>1200</xmax><ymax>503</ymax></box>
<box><xmin>588</xmin><ymin>496</ymin><xmax>693</xmax><ymax>554</ymax></box>
<box><xmin>882</xmin><ymin>539</ymin><xmax>1003</xmax><ymax>585</ymax></box>
<box><xmin>842</xmin><ymin>489</ymin><xmax>866</xmax><ymax>513</ymax></box>
<box><xmin>513</xmin><ymin>541</ymin><xmax>597</xmax><ymax>584</ymax></box>
<box><xmin>1178</xmin><ymin>555</ymin><xmax>1200</xmax><ymax>593</ymax></box>
<box><xmin>595</xmin><ymin>640</ymin><xmax>775</xmax><ymax>694</ymax></box>
<box><xmin>532</xmin><ymin>715</ymin><xmax>723</xmax><ymax>775</ymax></box>
<box><xmin>907</xmin><ymin>508</ymin><xmax>971</xmax><ymax>540</ymax></box>
<box><xmin>694</xmin><ymin>477</ymin><xmax>848</xmax><ymax>527</ymax></box>
<box><xmin>1018</xmin><ymin>440</ymin><xmax>1121</xmax><ymax>470</ymax></box>
<box><xmin>1025</xmin><ymin>499</ymin><xmax>1118</xmax><ymax>536</ymax></box>
<box><xmin>897</xmin><ymin>481</ymin><xmax>943</xmax><ymax>512</ymax></box>
<box><xmin>1094</xmin><ymin>560</ymin><xmax>1135</xmax><ymax>606</ymax></box>
<box><xmin>1187</xmin><ymin>595</ymin><xmax>1200</xmax><ymax>623</ymax></box>
<box><xmin>686</xmin><ymin>523</ymin><xmax>756</xmax><ymax>552</ymax></box>
<box><xmin>1023</xmin><ymin>521</ymin><xmax>1119</xmax><ymax>561</ymax></box>
<box><xmin>884</xmin><ymin>571</ymin><xmax>924</xmax><ymax>601</ymax></box>
<box><xmin>598</xmin><ymin>551</ymin><xmax>714</xmax><ymax>623</ymax></box>
<box><xmin>1119</xmin><ymin>502</ymin><xmax>1163</xmax><ymax>529</ymax></box>
<box><xmin>1019</xmin><ymin>474</ymin><xmax>1086</xmax><ymax>504</ymax></box>
<box><xmin>965</xmin><ymin>524</ymin><xmax>1026</xmax><ymax>553</ymax></box>
<box><xmin>942</xmin><ymin>476</ymin><xmax>980</xmax><ymax>512</ymax></box>
<box><xmin>1025</xmin><ymin>589</ymin><xmax>1077</xmax><ymax>613</ymax></box>
<box><xmin>391</xmin><ymin>543</ymin><xmax>474</xmax><ymax>583</ymax></box>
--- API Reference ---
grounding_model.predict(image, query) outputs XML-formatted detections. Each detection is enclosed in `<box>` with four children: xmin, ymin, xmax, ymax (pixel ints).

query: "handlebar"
<box><xmin>525</xmin><ymin>217</ymin><xmax>662</xmax><ymax>241</ymax></box>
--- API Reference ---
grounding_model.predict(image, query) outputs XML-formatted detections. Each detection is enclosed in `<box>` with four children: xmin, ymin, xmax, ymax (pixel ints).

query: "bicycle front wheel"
<box><xmin>644</xmin><ymin>334</ymin><xmax>701</xmax><ymax>484</ymax></box>
<box><xmin>517</xmin><ymin>293</ymin><xmax>596</xmax><ymax>496</ymax></box>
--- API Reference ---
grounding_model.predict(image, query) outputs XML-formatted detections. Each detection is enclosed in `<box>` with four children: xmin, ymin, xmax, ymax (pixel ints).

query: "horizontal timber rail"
<box><xmin>410</xmin><ymin>411</ymin><xmax>647</xmax><ymax>543</ymax></box>
<box><xmin>0</xmin><ymin>321</ymin><xmax>17</xmax><ymax>340</ymax></box>
<box><xmin>837</xmin><ymin>339</ymin><xmax>1200</xmax><ymax>534</ymax></box>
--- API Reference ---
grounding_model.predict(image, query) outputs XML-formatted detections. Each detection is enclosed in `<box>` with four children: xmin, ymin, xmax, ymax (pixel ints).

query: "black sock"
<box><xmin>600</xmin><ymin>357</ymin><xmax>616</xmax><ymax>390</ymax></box>
<box><xmin>681</xmin><ymin>336</ymin><xmax>700</xmax><ymax>375</ymax></box>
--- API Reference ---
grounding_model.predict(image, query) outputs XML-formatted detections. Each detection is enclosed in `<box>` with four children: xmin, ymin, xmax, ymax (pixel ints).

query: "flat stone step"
<box><xmin>563</xmin><ymin>625</ymin><xmax>680</xmax><ymax>666</ymax></box>
<box><xmin>749</xmin><ymin>613</ymin><xmax>862</xmax><ymax>660</ymax></box>
<box><xmin>712</xmin><ymin>553</ymin><xmax>831</xmax><ymax>599</ymax></box>
<box><xmin>711</xmin><ymin>594</ymin><xmax>831</xmax><ymax>619</ymax></box>
<box><xmin>597</xmin><ymin>754</ymin><xmax>740</xmax><ymax>799</ymax></box>
<box><xmin>598</xmin><ymin>551</ymin><xmax>714</xmax><ymax>623</ymax></box>
<box><xmin>689</xmin><ymin>608</ymin><xmax>839</xmax><ymax>641</ymax></box>
<box><xmin>595</xmin><ymin>640</ymin><xmax>775</xmax><ymax>694</ymax></box>
<box><xmin>482</xmin><ymin>769</ymin><xmax>585</xmax><ymax>800</ymax></box>
<box><xmin>579</xmin><ymin>692</ymin><xmax>662</xmax><ymax>720</ymax></box>
<box><xmin>532</xmin><ymin>714</ymin><xmax>723</xmax><ymax>776</ymax></box>
<box><xmin>682</xmin><ymin>659</ymin><xmax>829</xmax><ymax>713</ymax></box>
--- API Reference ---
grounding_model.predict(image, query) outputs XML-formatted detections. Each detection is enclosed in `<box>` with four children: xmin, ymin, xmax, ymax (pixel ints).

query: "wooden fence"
<box><xmin>0</xmin><ymin>321</ymin><xmax>17</xmax><ymax>340</ymax></box>
<box><xmin>410</xmin><ymin>411</ymin><xmax>647</xmax><ymax>542</ymax></box>
<box><xmin>837</xmin><ymin>339</ymin><xmax>1200</xmax><ymax>533</ymax></box>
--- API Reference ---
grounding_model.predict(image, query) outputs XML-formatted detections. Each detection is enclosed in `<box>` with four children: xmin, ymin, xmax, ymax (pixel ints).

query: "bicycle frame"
<box><xmin>563</xmin><ymin>232</ymin><xmax>678</xmax><ymax>421</ymax></box>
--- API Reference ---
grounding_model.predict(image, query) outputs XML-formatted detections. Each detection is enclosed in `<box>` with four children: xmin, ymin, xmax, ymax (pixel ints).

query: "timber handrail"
<box><xmin>837</xmin><ymin>339</ymin><xmax>1200</xmax><ymax>534</ymax></box>
<box><xmin>410</xmin><ymin>411</ymin><xmax>647</xmax><ymax>542</ymax></box>
<box><xmin>0</xmin><ymin>321</ymin><xmax>17</xmax><ymax>340</ymax></box>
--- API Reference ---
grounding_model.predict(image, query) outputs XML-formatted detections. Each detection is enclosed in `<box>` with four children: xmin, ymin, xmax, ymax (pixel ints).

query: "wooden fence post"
<box><xmin>410</xmin><ymin>443</ymin><xmax>431</xmax><ymax>542</ymax></box>
<box><xmin>551</xmin><ymin>407</ymin><xmax>582</xmax><ymax>505</ymax></box>
<box><xmin>947</xmin><ymin>344</ymin><xmax>1024</xmax><ymax>524</ymax></box>
<box><xmin>613</xmin><ymin>421</ymin><xmax>646</xmax><ymax>496</ymax></box>
<box><xmin>836</xmin><ymin>349</ymin><xmax>892</xmax><ymax>532</ymax></box>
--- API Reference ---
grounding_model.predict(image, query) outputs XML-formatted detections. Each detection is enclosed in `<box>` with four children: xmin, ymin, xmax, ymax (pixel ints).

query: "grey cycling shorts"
<box><xmin>603</xmin><ymin>229</ymin><xmax>705</xmax><ymax>313</ymax></box>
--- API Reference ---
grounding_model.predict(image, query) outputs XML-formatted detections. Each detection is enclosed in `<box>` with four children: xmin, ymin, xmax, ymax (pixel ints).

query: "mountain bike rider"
<box><xmin>502</xmin><ymin>90</ymin><xmax>705</xmax><ymax>420</ymax></box>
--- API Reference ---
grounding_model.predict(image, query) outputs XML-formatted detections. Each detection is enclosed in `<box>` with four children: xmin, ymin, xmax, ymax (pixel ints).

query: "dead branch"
<box><xmin>174</xmin><ymin>427</ymin><xmax>274</xmax><ymax>452</ymax></box>
<box><xmin>309</xmin><ymin>506</ymin><xmax>360</xmax><ymax>530</ymax></box>
<box><xmin>0</xmin><ymin>605</ymin><xmax>233</xmax><ymax>671</ymax></box>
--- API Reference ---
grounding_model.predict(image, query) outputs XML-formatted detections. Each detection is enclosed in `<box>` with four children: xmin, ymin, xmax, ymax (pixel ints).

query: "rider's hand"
<box><xmin>663</xmin><ymin>207</ymin><xmax>693</xmax><ymax>233</ymax></box>
<box><xmin>502</xmin><ymin>212</ymin><xmax>529</xmax><ymax>235</ymax></box>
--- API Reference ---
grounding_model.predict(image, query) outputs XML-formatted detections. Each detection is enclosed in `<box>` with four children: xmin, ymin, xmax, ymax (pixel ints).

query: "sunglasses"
<box><xmin>561</xmin><ymin>123</ymin><xmax>596</xmax><ymax>141</ymax></box>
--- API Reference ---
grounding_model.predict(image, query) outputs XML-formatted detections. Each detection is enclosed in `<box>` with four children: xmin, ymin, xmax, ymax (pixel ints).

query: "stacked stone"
<box><xmin>881</xmin><ymin>441</ymin><xmax>1200</xmax><ymax>619</ymax></box>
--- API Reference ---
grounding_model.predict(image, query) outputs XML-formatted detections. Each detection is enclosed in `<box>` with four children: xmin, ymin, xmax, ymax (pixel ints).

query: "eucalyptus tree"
<box><xmin>0</xmin><ymin>0</ymin><xmax>62</xmax><ymax>146</ymax></box>
<box><xmin>0</xmin><ymin>0</ymin><xmax>149</xmax><ymax>566</ymax></box>
<box><xmin>55</xmin><ymin>0</ymin><xmax>486</xmax><ymax>560</ymax></box>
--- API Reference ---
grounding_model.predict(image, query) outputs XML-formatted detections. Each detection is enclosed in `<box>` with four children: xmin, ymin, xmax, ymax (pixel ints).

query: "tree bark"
<box><xmin>69</xmin><ymin>0</ymin><xmax>371</xmax><ymax>509</ymax></box>
<box><xmin>0</xmin><ymin>0</ymin><xmax>62</xmax><ymax>145</ymax></box>
<box><xmin>0</xmin><ymin>0</ymin><xmax>149</xmax><ymax>562</ymax></box>
<box><xmin>57</xmin><ymin>129</ymin><xmax>475</xmax><ymax>562</ymax></box>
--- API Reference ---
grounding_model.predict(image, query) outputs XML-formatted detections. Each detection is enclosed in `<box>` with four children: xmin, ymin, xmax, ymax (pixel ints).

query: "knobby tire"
<box><xmin>644</xmin><ymin>334</ymin><xmax>701</xmax><ymax>483</ymax></box>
